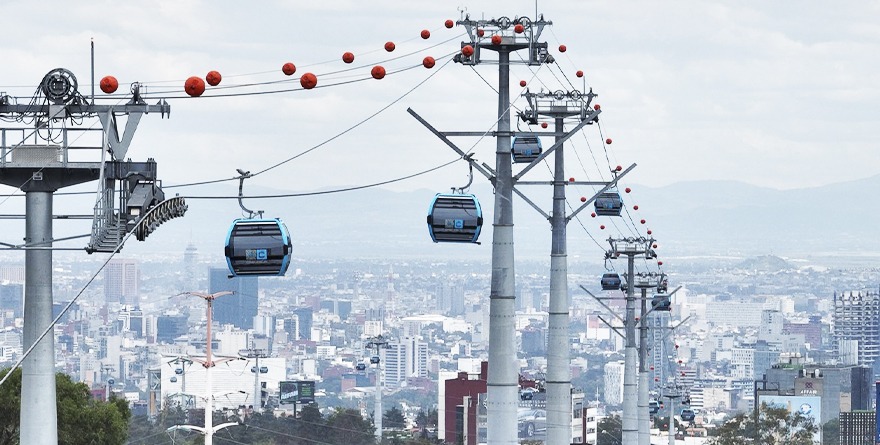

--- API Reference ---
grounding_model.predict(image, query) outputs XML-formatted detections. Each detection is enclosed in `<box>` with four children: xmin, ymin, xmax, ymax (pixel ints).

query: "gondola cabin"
<box><xmin>225</xmin><ymin>218</ymin><xmax>292</xmax><ymax>277</ymax></box>
<box><xmin>594</xmin><ymin>192</ymin><xmax>623</xmax><ymax>217</ymax></box>
<box><xmin>356</xmin><ymin>363</ymin><xmax>367</xmax><ymax>371</ymax></box>
<box><xmin>175</xmin><ymin>368</ymin><xmax>183</xmax><ymax>375</ymax></box>
<box><xmin>427</xmin><ymin>194</ymin><xmax>483</xmax><ymax>243</ymax></box>
<box><xmin>251</xmin><ymin>366</ymin><xmax>269</xmax><ymax>374</ymax></box>
<box><xmin>511</xmin><ymin>135</ymin><xmax>542</xmax><ymax>163</ymax></box>
<box><xmin>170</xmin><ymin>376</ymin><xmax>178</xmax><ymax>383</ymax></box>
<box><xmin>651</xmin><ymin>295</ymin><xmax>671</xmax><ymax>311</ymax></box>
<box><xmin>680</xmin><ymin>409</ymin><xmax>695</xmax><ymax>422</ymax></box>
<box><xmin>649</xmin><ymin>400</ymin><xmax>660</xmax><ymax>415</ymax></box>
<box><xmin>370</xmin><ymin>356</ymin><xmax>380</xmax><ymax>365</ymax></box>
<box><xmin>601</xmin><ymin>273</ymin><xmax>622</xmax><ymax>291</ymax></box>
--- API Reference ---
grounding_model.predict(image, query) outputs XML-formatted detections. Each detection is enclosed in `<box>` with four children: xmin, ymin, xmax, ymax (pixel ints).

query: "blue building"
<box><xmin>209</xmin><ymin>267</ymin><xmax>258</xmax><ymax>329</ymax></box>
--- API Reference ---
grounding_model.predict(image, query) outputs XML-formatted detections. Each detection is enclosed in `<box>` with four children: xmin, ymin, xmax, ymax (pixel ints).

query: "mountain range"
<box><xmin>119</xmin><ymin>174</ymin><xmax>880</xmax><ymax>266</ymax></box>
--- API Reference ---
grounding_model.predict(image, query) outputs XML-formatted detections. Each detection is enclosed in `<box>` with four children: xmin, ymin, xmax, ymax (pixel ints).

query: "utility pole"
<box><xmin>366</xmin><ymin>335</ymin><xmax>390</xmax><ymax>442</ymax></box>
<box><xmin>240</xmin><ymin>348</ymin><xmax>269</xmax><ymax>410</ymax></box>
<box><xmin>606</xmin><ymin>237</ymin><xmax>656</xmax><ymax>445</ymax></box>
<box><xmin>627</xmin><ymin>272</ymin><xmax>664</xmax><ymax>445</ymax></box>
<box><xmin>518</xmin><ymin>90</ymin><xmax>633</xmax><ymax>445</ymax></box>
<box><xmin>166</xmin><ymin>291</ymin><xmax>240</xmax><ymax>445</ymax></box>
<box><xmin>167</xmin><ymin>356</ymin><xmax>195</xmax><ymax>408</ymax></box>
<box><xmin>101</xmin><ymin>363</ymin><xmax>116</xmax><ymax>401</ymax></box>
<box><xmin>663</xmin><ymin>387</ymin><xmax>679</xmax><ymax>445</ymax></box>
<box><xmin>0</xmin><ymin>68</ymin><xmax>174</xmax><ymax>445</ymax></box>
<box><xmin>410</xmin><ymin>14</ymin><xmax>556</xmax><ymax>445</ymax></box>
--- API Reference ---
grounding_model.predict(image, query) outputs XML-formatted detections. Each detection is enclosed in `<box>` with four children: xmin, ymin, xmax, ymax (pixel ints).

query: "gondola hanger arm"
<box><xmin>236</xmin><ymin>169</ymin><xmax>263</xmax><ymax>219</ymax></box>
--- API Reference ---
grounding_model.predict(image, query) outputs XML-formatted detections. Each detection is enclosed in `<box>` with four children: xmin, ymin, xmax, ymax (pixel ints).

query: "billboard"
<box><xmin>279</xmin><ymin>380</ymin><xmax>315</xmax><ymax>405</ymax></box>
<box><xmin>759</xmin><ymin>395</ymin><xmax>822</xmax><ymax>443</ymax></box>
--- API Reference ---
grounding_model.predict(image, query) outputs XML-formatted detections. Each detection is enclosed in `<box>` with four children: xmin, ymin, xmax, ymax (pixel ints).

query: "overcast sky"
<box><xmin>3</xmin><ymin>0</ymin><xmax>877</xmax><ymax>196</ymax></box>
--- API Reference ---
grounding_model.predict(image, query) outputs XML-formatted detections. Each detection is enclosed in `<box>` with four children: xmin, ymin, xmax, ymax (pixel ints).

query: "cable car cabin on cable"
<box><xmin>225</xmin><ymin>218</ymin><xmax>292</xmax><ymax>277</ymax></box>
<box><xmin>511</xmin><ymin>135</ymin><xmax>542</xmax><ymax>163</ymax></box>
<box><xmin>427</xmin><ymin>194</ymin><xmax>483</xmax><ymax>243</ymax></box>
<box><xmin>601</xmin><ymin>273</ymin><xmax>622</xmax><ymax>291</ymax></box>
<box><xmin>594</xmin><ymin>192</ymin><xmax>623</xmax><ymax>216</ymax></box>
<box><xmin>651</xmin><ymin>295</ymin><xmax>671</xmax><ymax>311</ymax></box>
<box><xmin>681</xmin><ymin>409</ymin><xmax>696</xmax><ymax>422</ymax></box>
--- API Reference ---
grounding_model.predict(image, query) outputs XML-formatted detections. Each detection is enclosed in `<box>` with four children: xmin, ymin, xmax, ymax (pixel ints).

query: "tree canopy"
<box><xmin>707</xmin><ymin>403</ymin><xmax>818</xmax><ymax>445</ymax></box>
<box><xmin>0</xmin><ymin>367</ymin><xmax>131</xmax><ymax>445</ymax></box>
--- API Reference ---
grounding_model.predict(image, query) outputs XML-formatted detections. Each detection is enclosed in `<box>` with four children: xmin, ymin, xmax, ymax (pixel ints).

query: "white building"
<box><xmin>603</xmin><ymin>361</ymin><xmax>625</xmax><ymax>406</ymax></box>
<box><xmin>383</xmin><ymin>336</ymin><xmax>428</xmax><ymax>387</ymax></box>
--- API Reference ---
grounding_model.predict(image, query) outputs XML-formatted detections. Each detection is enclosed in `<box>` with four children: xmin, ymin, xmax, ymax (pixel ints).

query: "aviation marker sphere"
<box><xmin>606</xmin><ymin>138</ymin><xmax>612</xmax><ymax>144</ymax></box>
<box><xmin>569</xmin><ymin>177</ymin><xmax>575</xmax><ymax>182</ymax></box>
<box><xmin>385</xmin><ymin>41</ymin><xmax>396</xmax><ymax>52</ymax></box>
<box><xmin>422</xmin><ymin>56</ymin><xmax>436</xmax><ymax>68</ymax></box>
<box><xmin>591</xmin><ymin>212</ymin><xmax>596</xmax><ymax>218</ymax></box>
<box><xmin>625</xmin><ymin>187</ymin><xmax>632</xmax><ymax>193</ymax></box>
<box><xmin>462</xmin><ymin>45</ymin><xmax>475</xmax><ymax>57</ymax></box>
<box><xmin>541</xmin><ymin>122</ymin><xmax>548</xmax><ymax>128</ymax></box>
<box><xmin>184</xmin><ymin>76</ymin><xmax>205</xmax><ymax>97</ymax></box>
<box><xmin>580</xmin><ymin>197</ymin><xmax>587</xmax><ymax>203</ymax></box>
<box><xmin>477</xmin><ymin>28</ymin><xmax>485</xmax><ymax>37</ymax></box>
<box><xmin>421</xmin><ymin>29</ymin><xmax>431</xmax><ymax>39</ymax></box>
<box><xmin>640</xmin><ymin>219</ymin><xmax>646</xmax><ymax>224</ymax></box>
<box><xmin>282</xmin><ymin>62</ymin><xmax>296</xmax><ymax>76</ymax></box>
<box><xmin>616</xmin><ymin>165</ymin><xmax>623</xmax><ymax>171</ymax></box>
<box><xmin>300</xmin><ymin>73</ymin><xmax>318</xmax><ymax>89</ymax></box>
<box><xmin>491</xmin><ymin>35</ymin><xmax>502</xmax><ymax>45</ymax></box>
<box><xmin>600</xmin><ymin>225</ymin><xmax>605</xmax><ymax>230</ymax></box>
<box><xmin>559</xmin><ymin>44</ymin><xmax>567</xmax><ymax>52</ymax></box>
<box><xmin>371</xmin><ymin>65</ymin><xmax>386</xmax><ymax>79</ymax></box>
<box><xmin>99</xmin><ymin>76</ymin><xmax>118</xmax><ymax>94</ymax></box>
<box><xmin>633</xmin><ymin>205</ymin><xmax>639</xmax><ymax>210</ymax></box>
<box><xmin>206</xmin><ymin>70</ymin><xmax>222</xmax><ymax>86</ymax></box>
<box><xmin>647</xmin><ymin>230</ymin><xmax>653</xmax><ymax>235</ymax></box>
<box><xmin>519</xmin><ymin>80</ymin><xmax>527</xmax><ymax>87</ymax></box>
<box><xmin>576</xmin><ymin>70</ymin><xmax>584</xmax><ymax>78</ymax></box>
<box><xmin>594</xmin><ymin>104</ymin><xmax>601</xmax><ymax>110</ymax></box>
<box><xmin>445</xmin><ymin>19</ymin><xmax>454</xmax><ymax>28</ymax></box>
<box><xmin>342</xmin><ymin>52</ymin><xmax>355</xmax><ymax>63</ymax></box>
<box><xmin>653</xmin><ymin>244</ymin><xmax>658</xmax><ymax>248</ymax></box>
<box><xmin>658</xmin><ymin>260</ymin><xmax>664</xmax><ymax>266</ymax></box>
<box><xmin>514</xmin><ymin>24</ymin><xmax>524</xmax><ymax>33</ymax></box>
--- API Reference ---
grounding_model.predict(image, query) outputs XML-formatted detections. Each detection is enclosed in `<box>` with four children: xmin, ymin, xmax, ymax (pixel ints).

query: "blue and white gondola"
<box><xmin>601</xmin><ymin>273</ymin><xmax>622</xmax><ymax>291</ymax></box>
<box><xmin>427</xmin><ymin>193</ymin><xmax>483</xmax><ymax>243</ymax></box>
<box><xmin>511</xmin><ymin>134</ymin><xmax>542</xmax><ymax>163</ymax></box>
<box><xmin>594</xmin><ymin>192</ymin><xmax>623</xmax><ymax>217</ymax></box>
<box><xmin>224</xmin><ymin>218</ymin><xmax>292</xmax><ymax>277</ymax></box>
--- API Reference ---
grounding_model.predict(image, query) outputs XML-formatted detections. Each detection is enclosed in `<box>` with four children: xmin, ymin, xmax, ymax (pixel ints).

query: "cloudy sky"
<box><xmin>3</xmin><ymin>0</ymin><xmax>877</xmax><ymax>195</ymax></box>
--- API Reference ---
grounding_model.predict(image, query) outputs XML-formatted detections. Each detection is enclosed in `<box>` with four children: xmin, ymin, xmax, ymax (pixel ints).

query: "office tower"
<box><xmin>209</xmin><ymin>267</ymin><xmax>258</xmax><ymax>329</ymax></box>
<box><xmin>649</xmin><ymin>310</ymin><xmax>672</xmax><ymax>390</ymax></box>
<box><xmin>833</xmin><ymin>290</ymin><xmax>880</xmax><ymax>367</ymax></box>
<box><xmin>0</xmin><ymin>283</ymin><xmax>23</xmax><ymax>318</ymax></box>
<box><xmin>437</xmin><ymin>281</ymin><xmax>465</xmax><ymax>316</ymax></box>
<box><xmin>156</xmin><ymin>315</ymin><xmax>188</xmax><ymax>343</ymax></box>
<box><xmin>183</xmin><ymin>242</ymin><xmax>199</xmax><ymax>287</ymax></box>
<box><xmin>104</xmin><ymin>258</ymin><xmax>140</xmax><ymax>305</ymax></box>
<box><xmin>604</xmin><ymin>360</ymin><xmax>625</xmax><ymax>406</ymax></box>
<box><xmin>383</xmin><ymin>337</ymin><xmax>428</xmax><ymax>387</ymax></box>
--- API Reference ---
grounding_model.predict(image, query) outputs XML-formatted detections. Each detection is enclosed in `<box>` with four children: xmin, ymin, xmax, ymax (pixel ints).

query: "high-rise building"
<box><xmin>0</xmin><ymin>283</ymin><xmax>23</xmax><ymax>318</ymax></box>
<box><xmin>833</xmin><ymin>289</ymin><xmax>880</xmax><ymax>367</ymax></box>
<box><xmin>209</xmin><ymin>268</ymin><xmax>258</xmax><ymax>330</ymax></box>
<box><xmin>603</xmin><ymin>360</ymin><xmax>625</xmax><ymax>406</ymax></box>
<box><xmin>104</xmin><ymin>259</ymin><xmax>140</xmax><ymax>305</ymax></box>
<box><xmin>156</xmin><ymin>315</ymin><xmax>188</xmax><ymax>344</ymax></box>
<box><xmin>437</xmin><ymin>281</ymin><xmax>465</xmax><ymax>316</ymax></box>
<box><xmin>183</xmin><ymin>242</ymin><xmax>199</xmax><ymax>288</ymax></box>
<box><xmin>383</xmin><ymin>336</ymin><xmax>428</xmax><ymax>387</ymax></box>
<box><xmin>649</xmin><ymin>310</ymin><xmax>672</xmax><ymax>390</ymax></box>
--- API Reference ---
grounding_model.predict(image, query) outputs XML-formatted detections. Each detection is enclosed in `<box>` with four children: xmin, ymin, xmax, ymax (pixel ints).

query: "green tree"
<box><xmin>326</xmin><ymin>407</ymin><xmax>375</xmax><ymax>445</ymax></box>
<box><xmin>0</xmin><ymin>367</ymin><xmax>131</xmax><ymax>445</ymax></box>
<box><xmin>597</xmin><ymin>415</ymin><xmax>622</xmax><ymax>445</ymax></box>
<box><xmin>707</xmin><ymin>403</ymin><xmax>817</xmax><ymax>445</ymax></box>
<box><xmin>823</xmin><ymin>418</ymin><xmax>840</xmax><ymax>445</ymax></box>
<box><xmin>383</xmin><ymin>406</ymin><xmax>406</xmax><ymax>429</ymax></box>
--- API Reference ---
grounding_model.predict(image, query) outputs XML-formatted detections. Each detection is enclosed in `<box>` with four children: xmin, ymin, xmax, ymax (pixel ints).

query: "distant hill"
<box><xmin>105</xmin><ymin>174</ymin><xmax>880</xmax><ymax>263</ymax></box>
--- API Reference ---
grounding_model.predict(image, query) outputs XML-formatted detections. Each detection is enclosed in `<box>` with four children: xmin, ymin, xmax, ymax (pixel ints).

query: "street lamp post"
<box><xmin>165</xmin><ymin>291</ymin><xmax>239</xmax><ymax>445</ymax></box>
